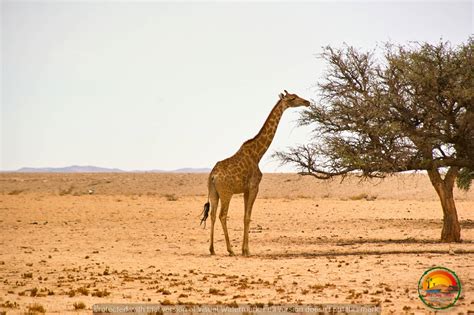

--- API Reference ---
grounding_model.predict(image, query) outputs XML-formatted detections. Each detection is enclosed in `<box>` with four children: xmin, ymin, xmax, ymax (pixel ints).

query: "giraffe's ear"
<box><xmin>279</xmin><ymin>93</ymin><xmax>285</xmax><ymax>100</ymax></box>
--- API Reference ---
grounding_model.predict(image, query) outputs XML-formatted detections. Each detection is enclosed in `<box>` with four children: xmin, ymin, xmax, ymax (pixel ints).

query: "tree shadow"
<box><xmin>461</xmin><ymin>219</ymin><xmax>474</xmax><ymax>229</ymax></box>
<box><xmin>272</xmin><ymin>236</ymin><xmax>474</xmax><ymax>246</ymax></box>
<box><xmin>334</xmin><ymin>237</ymin><xmax>474</xmax><ymax>246</ymax></box>
<box><xmin>260</xmin><ymin>248</ymin><xmax>474</xmax><ymax>259</ymax></box>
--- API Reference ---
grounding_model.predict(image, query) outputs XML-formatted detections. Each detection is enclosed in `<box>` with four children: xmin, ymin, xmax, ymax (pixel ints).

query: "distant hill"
<box><xmin>17</xmin><ymin>165</ymin><xmax>126</xmax><ymax>173</ymax></box>
<box><xmin>169</xmin><ymin>168</ymin><xmax>211</xmax><ymax>173</ymax></box>
<box><xmin>132</xmin><ymin>168</ymin><xmax>211</xmax><ymax>173</ymax></box>
<box><xmin>14</xmin><ymin>165</ymin><xmax>211</xmax><ymax>173</ymax></box>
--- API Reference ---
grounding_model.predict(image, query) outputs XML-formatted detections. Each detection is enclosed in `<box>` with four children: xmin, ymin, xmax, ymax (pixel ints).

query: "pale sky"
<box><xmin>1</xmin><ymin>1</ymin><xmax>472</xmax><ymax>171</ymax></box>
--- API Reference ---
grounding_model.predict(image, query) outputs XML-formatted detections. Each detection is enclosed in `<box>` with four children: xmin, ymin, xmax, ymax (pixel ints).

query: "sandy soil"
<box><xmin>0</xmin><ymin>173</ymin><xmax>473</xmax><ymax>314</ymax></box>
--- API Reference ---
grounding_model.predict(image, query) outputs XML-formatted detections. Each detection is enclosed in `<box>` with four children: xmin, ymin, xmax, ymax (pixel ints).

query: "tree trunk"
<box><xmin>427</xmin><ymin>167</ymin><xmax>461</xmax><ymax>242</ymax></box>
<box><xmin>437</xmin><ymin>184</ymin><xmax>461</xmax><ymax>242</ymax></box>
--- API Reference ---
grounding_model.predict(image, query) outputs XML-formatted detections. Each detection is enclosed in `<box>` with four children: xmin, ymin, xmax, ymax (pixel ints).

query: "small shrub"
<box><xmin>91</xmin><ymin>289</ymin><xmax>110</xmax><ymax>297</ymax></box>
<box><xmin>209</xmin><ymin>288</ymin><xmax>225</xmax><ymax>295</ymax></box>
<box><xmin>296</xmin><ymin>195</ymin><xmax>310</xmax><ymax>199</ymax></box>
<box><xmin>161</xmin><ymin>299</ymin><xmax>173</xmax><ymax>305</ymax></box>
<box><xmin>349</xmin><ymin>193</ymin><xmax>368</xmax><ymax>200</ymax></box>
<box><xmin>59</xmin><ymin>185</ymin><xmax>74</xmax><ymax>196</ymax></box>
<box><xmin>164</xmin><ymin>194</ymin><xmax>178</xmax><ymax>201</ymax></box>
<box><xmin>308</xmin><ymin>284</ymin><xmax>325</xmax><ymax>292</ymax></box>
<box><xmin>1</xmin><ymin>300</ymin><xmax>19</xmax><ymax>308</ymax></box>
<box><xmin>76</xmin><ymin>287</ymin><xmax>89</xmax><ymax>296</ymax></box>
<box><xmin>73</xmin><ymin>301</ymin><xmax>86</xmax><ymax>310</ymax></box>
<box><xmin>156</xmin><ymin>288</ymin><xmax>169</xmax><ymax>294</ymax></box>
<box><xmin>8</xmin><ymin>189</ymin><xmax>24</xmax><ymax>195</ymax></box>
<box><xmin>30</xmin><ymin>287</ymin><xmax>38</xmax><ymax>297</ymax></box>
<box><xmin>366</xmin><ymin>194</ymin><xmax>377</xmax><ymax>201</ymax></box>
<box><xmin>27</xmin><ymin>303</ymin><xmax>46</xmax><ymax>313</ymax></box>
<box><xmin>22</xmin><ymin>272</ymin><xmax>33</xmax><ymax>279</ymax></box>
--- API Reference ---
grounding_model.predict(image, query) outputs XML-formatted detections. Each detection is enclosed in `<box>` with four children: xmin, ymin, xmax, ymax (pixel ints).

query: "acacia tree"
<box><xmin>275</xmin><ymin>39</ymin><xmax>473</xmax><ymax>242</ymax></box>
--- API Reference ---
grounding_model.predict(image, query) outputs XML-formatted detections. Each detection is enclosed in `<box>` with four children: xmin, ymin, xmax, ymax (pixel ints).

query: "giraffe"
<box><xmin>200</xmin><ymin>90</ymin><xmax>310</xmax><ymax>256</ymax></box>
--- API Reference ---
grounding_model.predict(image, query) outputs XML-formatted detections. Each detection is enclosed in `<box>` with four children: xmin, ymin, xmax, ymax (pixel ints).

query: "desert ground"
<box><xmin>0</xmin><ymin>173</ymin><xmax>473</xmax><ymax>314</ymax></box>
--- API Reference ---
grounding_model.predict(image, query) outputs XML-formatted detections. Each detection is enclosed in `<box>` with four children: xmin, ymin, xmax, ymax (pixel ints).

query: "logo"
<box><xmin>418</xmin><ymin>266</ymin><xmax>461</xmax><ymax>310</ymax></box>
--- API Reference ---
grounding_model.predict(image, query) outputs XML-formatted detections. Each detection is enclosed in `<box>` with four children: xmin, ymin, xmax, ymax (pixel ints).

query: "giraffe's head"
<box><xmin>279</xmin><ymin>90</ymin><xmax>310</xmax><ymax>108</ymax></box>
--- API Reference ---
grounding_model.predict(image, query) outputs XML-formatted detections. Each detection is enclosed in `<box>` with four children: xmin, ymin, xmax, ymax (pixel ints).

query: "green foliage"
<box><xmin>457</xmin><ymin>168</ymin><xmax>473</xmax><ymax>191</ymax></box>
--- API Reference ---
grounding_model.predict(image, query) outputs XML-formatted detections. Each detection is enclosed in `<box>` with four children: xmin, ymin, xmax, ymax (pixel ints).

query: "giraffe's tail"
<box><xmin>200</xmin><ymin>202</ymin><xmax>210</xmax><ymax>227</ymax></box>
<box><xmin>200</xmin><ymin>175</ymin><xmax>214</xmax><ymax>227</ymax></box>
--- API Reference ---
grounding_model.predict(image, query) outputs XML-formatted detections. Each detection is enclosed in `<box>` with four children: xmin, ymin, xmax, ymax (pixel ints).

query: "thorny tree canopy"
<box><xmin>276</xmin><ymin>39</ymin><xmax>473</xmax><ymax>190</ymax></box>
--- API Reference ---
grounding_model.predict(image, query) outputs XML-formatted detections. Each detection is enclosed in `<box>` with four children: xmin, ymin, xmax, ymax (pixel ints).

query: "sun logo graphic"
<box><xmin>418</xmin><ymin>266</ymin><xmax>461</xmax><ymax>310</ymax></box>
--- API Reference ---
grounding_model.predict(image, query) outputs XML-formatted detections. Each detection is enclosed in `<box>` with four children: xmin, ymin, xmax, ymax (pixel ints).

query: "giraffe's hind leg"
<box><xmin>209</xmin><ymin>187</ymin><xmax>219</xmax><ymax>255</ymax></box>
<box><xmin>219</xmin><ymin>195</ymin><xmax>235</xmax><ymax>256</ymax></box>
<box><xmin>242</xmin><ymin>187</ymin><xmax>258</xmax><ymax>256</ymax></box>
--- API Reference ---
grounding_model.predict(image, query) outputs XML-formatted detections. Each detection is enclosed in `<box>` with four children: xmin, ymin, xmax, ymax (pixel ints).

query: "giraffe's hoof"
<box><xmin>210</xmin><ymin>250</ymin><xmax>216</xmax><ymax>255</ymax></box>
<box><xmin>242</xmin><ymin>250</ymin><xmax>251</xmax><ymax>257</ymax></box>
<box><xmin>228</xmin><ymin>250</ymin><xmax>235</xmax><ymax>256</ymax></box>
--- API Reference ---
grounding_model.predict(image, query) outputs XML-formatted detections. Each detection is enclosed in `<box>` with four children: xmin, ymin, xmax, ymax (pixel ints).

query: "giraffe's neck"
<box><xmin>242</xmin><ymin>100</ymin><xmax>287</xmax><ymax>163</ymax></box>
